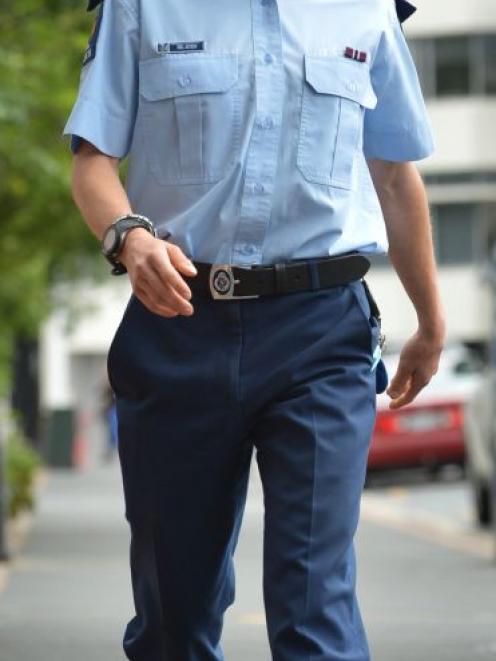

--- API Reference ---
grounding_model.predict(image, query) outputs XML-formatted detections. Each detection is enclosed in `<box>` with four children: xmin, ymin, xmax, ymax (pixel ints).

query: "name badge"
<box><xmin>158</xmin><ymin>41</ymin><xmax>206</xmax><ymax>54</ymax></box>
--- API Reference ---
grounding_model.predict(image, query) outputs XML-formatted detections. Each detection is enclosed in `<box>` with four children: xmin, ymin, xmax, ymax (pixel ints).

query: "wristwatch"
<box><xmin>101</xmin><ymin>214</ymin><xmax>157</xmax><ymax>275</ymax></box>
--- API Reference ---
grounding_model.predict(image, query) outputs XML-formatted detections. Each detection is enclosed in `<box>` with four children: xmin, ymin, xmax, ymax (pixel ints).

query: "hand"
<box><xmin>386</xmin><ymin>323</ymin><xmax>445</xmax><ymax>410</ymax></box>
<box><xmin>120</xmin><ymin>228</ymin><xmax>198</xmax><ymax>318</ymax></box>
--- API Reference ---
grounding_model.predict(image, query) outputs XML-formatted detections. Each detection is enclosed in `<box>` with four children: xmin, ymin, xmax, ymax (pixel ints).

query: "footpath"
<box><xmin>1</xmin><ymin>458</ymin><xmax>496</xmax><ymax>661</ymax></box>
<box><xmin>0</xmin><ymin>461</ymin><xmax>133</xmax><ymax>661</ymax></box>
<box><xmin>0</xmin><ymin>459</ymin><xmax>268</xmax><ymax>661</ymax></box>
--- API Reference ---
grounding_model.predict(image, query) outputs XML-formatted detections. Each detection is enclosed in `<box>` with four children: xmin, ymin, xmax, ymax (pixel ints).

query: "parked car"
<box><xmin>464</xmin><ymin>367</ymin><xmax>496</xmax><ymax>526</ymax></box>
<box><xmin>368</xmin><ymin>343</ymin><xmax>484</xmax><ymax>473</ymax></box>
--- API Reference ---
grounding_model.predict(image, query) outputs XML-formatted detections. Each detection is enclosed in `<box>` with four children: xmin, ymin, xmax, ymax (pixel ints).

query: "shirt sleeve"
<box><xmin>62</xmin><ymin>0</ymin><xmax>139</xmax><ymax>158</ymax></box>
<box><xmin>362</xmin><ymin>0</ymin><xmax>436</xmax><ymax>162</ymax></box>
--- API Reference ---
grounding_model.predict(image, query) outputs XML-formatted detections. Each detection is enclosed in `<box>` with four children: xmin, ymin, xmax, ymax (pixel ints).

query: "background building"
<box><xmin>369</xmin><ymin>0</ymin><xmax>496</xmax><ymax>348</ymax></box>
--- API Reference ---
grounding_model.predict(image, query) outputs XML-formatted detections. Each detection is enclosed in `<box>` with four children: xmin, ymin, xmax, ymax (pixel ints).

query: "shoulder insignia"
<box><xmin>87</xmin><ymin>0</ymin><xmax>104</xmax><ymax>11</ymax></box>
<box><xmin>395</xmin><ymin>0</ymin><xmax>417</xmax><ymax>23</ymax></box>
<box><xmin>83</xmin><ymin>3</ymin><xmax>104</xmax><ymax>66</ymax></box>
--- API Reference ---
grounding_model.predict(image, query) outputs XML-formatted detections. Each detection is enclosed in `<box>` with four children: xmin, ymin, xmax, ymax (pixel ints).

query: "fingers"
<box><xmin>386</xmin><ymin>362</ymin><xmax>411</xmax><ymax>401</ymax></box>
<box><xmin>148</xmin><ymin>259</ymin><xmax>194</xmax><ymax>316</ymax></box>
<box><xmin>134</xmin><ymin>283</ymin><xmax>179</xmax><ymax>318</ymax></box>
<box><xmin>137</xmin><ymin>271</ymin><xmax>187</xmax><ymax>317</ymax></box>
<box><xmin>128</xmin><ymin>239</ymin><xmax>199</xmax><ymax>317</ymax></box>
<box><xmin>387</xmin><ymin>368</ymin><xmax>432</xmax><ymax>410</ymax></box>
<box><xmin>149</xmin><ymin>243</ymin><xmax>198</xmax><ymax>311</ymax></box>
<box><xmin>132</xmin><ymin>257</ymin><xmax>192</xmax><ymax>316</ymax></box>
<box><xmin>167</xmin><ymin>243</ymin><xmax>198</xmax><ymax>278</ymax></box>
<box><xmin>383</xmin><ymin>328</ymin><xmax>443</xmax><ymax>410</ymax></box>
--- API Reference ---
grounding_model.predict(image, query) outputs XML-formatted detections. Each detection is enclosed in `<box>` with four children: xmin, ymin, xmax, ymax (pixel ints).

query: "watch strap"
<box><xmin>102</xmin><ymin>214</ymin><xmax>157</xmax><ymax>275</ymax></box>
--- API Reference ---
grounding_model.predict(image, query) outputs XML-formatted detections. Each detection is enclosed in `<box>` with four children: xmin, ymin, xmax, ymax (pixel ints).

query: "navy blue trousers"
<box><xmin>107</xmin><ymin>277</ymin><xmax>387</xmax><ymax>661</ymax></box>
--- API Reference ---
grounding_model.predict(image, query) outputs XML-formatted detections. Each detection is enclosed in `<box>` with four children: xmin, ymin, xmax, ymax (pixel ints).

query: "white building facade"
<box><xmin>369</xmin><ymin>0</ymin><xmax>496</xmax><ymax>346</ymax></box>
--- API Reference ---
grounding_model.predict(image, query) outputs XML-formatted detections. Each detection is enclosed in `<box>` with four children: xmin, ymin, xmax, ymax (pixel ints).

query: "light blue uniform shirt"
<box><xmin>64</xmin><ymin>0</ymin><xmax>435</xmax><ymax>265</ymax></box>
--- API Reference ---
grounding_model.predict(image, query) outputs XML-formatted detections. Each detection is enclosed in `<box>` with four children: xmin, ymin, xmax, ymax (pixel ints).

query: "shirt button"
<box><xmin>177</xmin><ymin>75</ymin><xmax>192</xmax><ymax>88</ymax></box>
<box><xmin>264</xmin><ymin>52</ymin><xmax>274</xmax><ymax>65</ymax></box>
<box><xmin>241</xmin><ymin>244</ymin><xmax>256</xmax><ymax>255</ymax></box>
<box><xmin>255</xmin><ymin>115</ymin><xmax>275</xmax><ymax>130</ymax></box>
<box><xmin>253</xmin><ymin>182</ymin><xmax>265</xmax><ymax>194</ymax></box>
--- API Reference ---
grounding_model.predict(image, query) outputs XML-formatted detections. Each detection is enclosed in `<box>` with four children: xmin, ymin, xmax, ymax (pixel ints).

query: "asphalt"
<box><xmin>0</xmin><ymin>459</ymin><xmax>495</xmax><ymax>661</ymax></box>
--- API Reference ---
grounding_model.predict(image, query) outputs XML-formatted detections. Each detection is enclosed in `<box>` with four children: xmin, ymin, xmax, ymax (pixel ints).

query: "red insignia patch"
<box><xmin>344</xmin><ymin>47</ymin><xmax>367</xmax><ymax>63</ymax></box>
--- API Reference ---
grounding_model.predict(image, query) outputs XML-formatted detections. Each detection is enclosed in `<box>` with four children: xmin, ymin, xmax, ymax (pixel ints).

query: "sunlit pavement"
<box><xmin>0</xmin><ymin>459</ymin><xmax>495</xmax><ymax>661</ymax></box>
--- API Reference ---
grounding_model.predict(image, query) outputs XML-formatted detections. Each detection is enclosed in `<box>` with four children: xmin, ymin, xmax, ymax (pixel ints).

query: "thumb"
<box><xmin>167</xmin><ymin>243</ymin><xmax>198</xmax><ymax>275</ymax></box>
<box><xmin>387</xmin><ymin>363</ymin><xmax>412</xmax><ymax>398</ymax></box>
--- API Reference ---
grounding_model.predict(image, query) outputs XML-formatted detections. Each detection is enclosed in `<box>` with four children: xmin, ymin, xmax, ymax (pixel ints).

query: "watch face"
<box><xmin>103</xmin><ymin>227</ymin><xmax>118</xmax><ymax>255</ymax></box>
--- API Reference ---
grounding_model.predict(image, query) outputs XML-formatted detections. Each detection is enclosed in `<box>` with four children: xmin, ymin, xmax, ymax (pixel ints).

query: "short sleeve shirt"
<box><xmin>63</xmin><ymin>0</ymin><xmax>435</xmax><ymax>265</ymax></box>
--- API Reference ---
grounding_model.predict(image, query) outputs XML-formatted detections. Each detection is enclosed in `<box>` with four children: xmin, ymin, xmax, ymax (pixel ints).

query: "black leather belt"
<box><xmin>187</xmin><ymin>252</ymin><xmax>371</xmax><ymax>300</ymax></box>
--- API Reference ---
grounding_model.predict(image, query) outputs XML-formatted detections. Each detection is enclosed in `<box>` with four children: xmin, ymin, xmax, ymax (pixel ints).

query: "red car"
<box><xmin>367</xmin><ymin>344</ymin><xmax>483</xmax><ymax>471</ymax></box>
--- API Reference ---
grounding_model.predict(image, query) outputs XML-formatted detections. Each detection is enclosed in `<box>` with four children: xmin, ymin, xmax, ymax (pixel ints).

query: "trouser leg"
<box><xmin>108</xmin><ymin>295</ymin><xmax>252</xmax><ymax>661</ymax></box>
<box><xmin>243</xmin><ymin>281</ymin><xmax>377</xmax><ymax>660</ymax></box>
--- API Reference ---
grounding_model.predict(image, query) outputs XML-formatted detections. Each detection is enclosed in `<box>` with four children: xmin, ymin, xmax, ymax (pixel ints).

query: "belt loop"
<box><xmin>274</xmin><ymin>262</ymin><xmax>286</xmax><ymax>293</ymax></box>
<box><xmin>307</xmin><ymin>260</ymin><xmax>320</xmax><ymax>290</ymax></box>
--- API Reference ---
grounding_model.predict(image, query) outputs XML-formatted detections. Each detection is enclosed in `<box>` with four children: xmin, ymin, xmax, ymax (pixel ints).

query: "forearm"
<box><xmin>71</xmin><ymin>140</ymin><xmax>132</xmax><ymax>241</ymax></box>
<box><xmin>365</xmin><ymin>159</ymin><xmax>445</xmax><ymax>408</ymax></box>
<box><xmin>369</xmin><ymin>160</ymin><xmax>446</xmax><ymax>341</ymax></box>
<box><xmin>70</xmin><ymin>140</ymin><xmax>195</xmax><ymax>318</ymax></box>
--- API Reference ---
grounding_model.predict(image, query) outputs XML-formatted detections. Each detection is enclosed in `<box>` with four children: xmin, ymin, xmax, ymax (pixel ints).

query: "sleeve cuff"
<box><xmin>363</xmin><ymin>121</ymin><xmax>436</xmax><ymax>162</ymax></box>
<box><xmin>62</xmin><ymin>97</ymin><xmax>135</xmax><ymax>158</ymax></box>
<box><xmin>70</xmin><ymin>135</ymin><xmax>83</xmax><ymax>154</ymax></box>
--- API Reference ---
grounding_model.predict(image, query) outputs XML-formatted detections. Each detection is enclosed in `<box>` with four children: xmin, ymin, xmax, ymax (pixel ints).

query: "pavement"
<box><xmin>1</xmin><ymin>458</ymin><xmax>496</xmax><ymax>661</ymax></box>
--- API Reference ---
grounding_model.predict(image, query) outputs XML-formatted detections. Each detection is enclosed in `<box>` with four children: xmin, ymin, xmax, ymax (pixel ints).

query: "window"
<box><xmin>435</xmin><ymin>37</ymin><xmax>470</xmax><ymax>96</ymax></box>
<box><xmin>408</xmin><ymin>39</ymin><xmax>436</xmax><ymax>97</ymax></box>
<box><xmin>407</xmin><ymin>33</ymin><xmax>496</xmax><ymax>98</ymax></box>
<box><xmin>484</xmin><ymin>35</ymin><xmax>496</xmax><ymax>94</ymax></box>
<box><xmin>423</xmin><ymin>172</ymin><xmax>496</xmax><ymax>185</ymax></box>
<box><xmin>370</xmin><ymin>203</ymin><xmax>496</xmax><ymax>269</ymax></box>
<box><xmin>431</xmin><ymin>203</ymin><xmax>496</xmax><ymax>265</ymax></box>
<box><xmin>431</xmin><ymin>204</ymin><xmax>478</xmax><ymax>265</ymax></box>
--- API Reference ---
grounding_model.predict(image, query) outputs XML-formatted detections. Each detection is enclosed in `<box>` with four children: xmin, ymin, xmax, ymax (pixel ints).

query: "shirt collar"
<box><xmin>395</xmin><ymin>0</ymin><xmax>417</xmax><ymax>23</ymax></box>
<box><xmin>87</xmin><ymin>0</ymin><xmax>103</xmax><ymax>11</ymax></box>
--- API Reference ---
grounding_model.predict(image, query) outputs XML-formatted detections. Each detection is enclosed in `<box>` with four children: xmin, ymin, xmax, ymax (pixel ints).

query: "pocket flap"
<box><xmin>139</xmin><ymin>54</ymin><xmax>238</xmax><ymax>100</ymax></box>
<box><xmin>304</xmin><ymin>55</ymin><xmax>377</xmax><ymax>109</ymax></box>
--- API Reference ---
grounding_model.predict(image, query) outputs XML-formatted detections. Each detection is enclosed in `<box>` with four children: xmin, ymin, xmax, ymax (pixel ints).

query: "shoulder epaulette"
<box><xmin>87</xmin><ymin>0</ymin><xmax>103</xmax><ymax>11</ymax></box>
<box><xmin>395</xmin><ymin>0</ymin><xmax>417</xmax><ymax>23</ymax></box>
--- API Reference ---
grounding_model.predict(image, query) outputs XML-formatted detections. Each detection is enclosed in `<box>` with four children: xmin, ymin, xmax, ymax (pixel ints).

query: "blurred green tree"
<box><xmin>0</xmin><ymin>1</ymin><xmax>104</xmax><ymax>393</ymax></box>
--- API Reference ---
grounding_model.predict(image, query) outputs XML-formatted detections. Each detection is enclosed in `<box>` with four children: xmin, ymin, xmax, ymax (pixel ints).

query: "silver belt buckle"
<box><xmin>208</xmin><ymin>264</ymin><xmax>259</xmax><ymax>300</ymax></box>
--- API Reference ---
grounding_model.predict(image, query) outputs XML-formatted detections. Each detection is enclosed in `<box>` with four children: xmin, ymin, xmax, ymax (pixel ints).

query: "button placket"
<box><xmin>255</xmin><ymin>114</ymin><xmax>276</xmax><ymax>129</ymax></box>
<box><xmin>232</xmin><ymin>0</ymin><xmax>284</xmax><ymax>265</ymax></box>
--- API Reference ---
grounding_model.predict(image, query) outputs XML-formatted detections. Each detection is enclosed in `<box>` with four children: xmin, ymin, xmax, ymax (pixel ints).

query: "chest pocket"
<box><xmin>297</xmin><ymin>55</ymin><xmax>377</xmax><ymax>190</ymax></box>
<box><xmin>138</xmin><ymin>54</ymin><xmax>240</xmax><ymax>186</ymax></box>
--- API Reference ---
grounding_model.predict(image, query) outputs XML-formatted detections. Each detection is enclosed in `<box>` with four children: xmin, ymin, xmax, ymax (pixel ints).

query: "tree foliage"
<box><xmin>0</xmin><ymin>1</ymin><xmax>105</xmax><ymax>392</ymax></box>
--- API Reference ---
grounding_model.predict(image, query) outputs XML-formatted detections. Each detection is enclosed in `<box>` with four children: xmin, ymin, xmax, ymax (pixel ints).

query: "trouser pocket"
<box><xmin>349</xmin><ymin>278</ymin><xmax>389</xmax><ymax>394</ymax></box>
<box><xmin>107</xmin><ymin>293</ymin><xmax>136</xmax><ymax>393</ymax></box>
